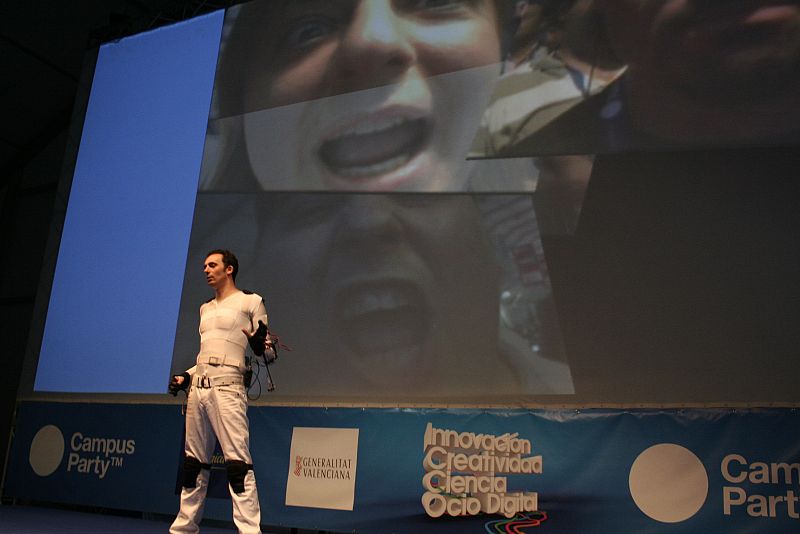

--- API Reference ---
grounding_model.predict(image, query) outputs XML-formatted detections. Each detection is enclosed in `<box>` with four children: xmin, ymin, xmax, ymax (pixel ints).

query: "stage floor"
<box><xmin>0</xmin><ymin>503</ymin><xmax>285</xmax><ymax>533</ymax></box>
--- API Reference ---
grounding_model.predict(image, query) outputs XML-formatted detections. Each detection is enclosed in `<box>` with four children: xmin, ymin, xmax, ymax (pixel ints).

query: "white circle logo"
<box><xmin>629</xmin><ymin>443</ymin><xmax>708</xmax><ymax>523</ymax></box>
<box><xmin>29</xmin><ymin>425</ymin><xmax>65</xmax><ymax>477</ymax></box>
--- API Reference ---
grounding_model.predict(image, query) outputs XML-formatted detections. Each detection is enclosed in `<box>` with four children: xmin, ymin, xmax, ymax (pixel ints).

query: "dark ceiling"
<box><xmin>1</xmin><ymin>0</ymin><xmax>236</xmax><ymax>182</ymax></box>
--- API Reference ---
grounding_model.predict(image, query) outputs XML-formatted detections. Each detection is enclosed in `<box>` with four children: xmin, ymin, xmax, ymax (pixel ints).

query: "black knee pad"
<box><xmin>182</xmin><ymin>455</ymin><xmax>203</xmax><ymax>488</ymax></box>
<box><xmin>226</xmin><ymin>460</ymin><xmax>253</xmax><ymax>494</ymax></box>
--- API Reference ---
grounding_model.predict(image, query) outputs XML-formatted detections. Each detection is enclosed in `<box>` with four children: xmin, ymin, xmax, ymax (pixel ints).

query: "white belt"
<box><xmin>192</xmin><ymin>374</ymin><xmax>244</xmax><ymax>389</ymax></box>
<box><xmin>196</xmin><ymin>354</ymin><xmax>244</xmax><ymax>370</ymax></box>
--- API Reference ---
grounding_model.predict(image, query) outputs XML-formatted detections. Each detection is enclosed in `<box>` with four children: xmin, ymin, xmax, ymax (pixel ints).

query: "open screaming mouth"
<box><xmin>336</xmin><ymin>282</ymin><xmax>431</xmax><ymax>360</ymax></box>
<box><xmin>318</xmin><ymin>117</ymin><xmax>432</xmax><ymax>179</ymax></box>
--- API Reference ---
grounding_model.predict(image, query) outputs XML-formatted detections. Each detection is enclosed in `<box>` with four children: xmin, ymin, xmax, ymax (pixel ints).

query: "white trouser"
<box><xmin>170</xmin><ymin>381</ymin><xmax>262</xmax><ymax>534</ymax></box>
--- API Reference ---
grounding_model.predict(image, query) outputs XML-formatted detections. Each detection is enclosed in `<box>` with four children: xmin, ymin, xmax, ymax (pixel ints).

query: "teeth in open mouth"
<box><xmin>319</xmin><ymin>117</ymin><xmax>430</xmax><ymax>179</ymax></box>
<box><xmin>342</xmin><ymin>288</ymin><xmax>413</xmax><ymax>319</ymax></box>
<box><xmin>336</xmin><ymin>154</ymin><xmax>412</xmax><ymax>178</ymax></box>
<box><xmin>337</xmin><ymin>284</ymin><xmax>430</xmax><ymax>357</ymax></box>
<box><xmin>339</xmin><ymin>115</ymin><xmax>407</xmax><ymax>137</ymax></box>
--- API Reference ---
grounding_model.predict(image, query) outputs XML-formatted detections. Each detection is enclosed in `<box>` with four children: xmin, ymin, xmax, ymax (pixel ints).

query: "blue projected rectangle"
<box><xmin>34</xmin><ymin>11</ymin><xmax>225</xmax><ymax>393</ymax></box>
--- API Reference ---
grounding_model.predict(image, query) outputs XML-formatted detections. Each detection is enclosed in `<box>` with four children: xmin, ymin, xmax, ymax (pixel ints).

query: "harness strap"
<box><xmin>192</xmin><ymin>374</ymin><xmax>244</xmax><ymax>389</ymax></box>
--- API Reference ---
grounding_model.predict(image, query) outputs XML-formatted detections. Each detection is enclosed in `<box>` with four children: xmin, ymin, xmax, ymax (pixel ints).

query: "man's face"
<box><xmin>203</xmin><ymin>253</ymin><xmax>231</xmax><ymax>288</ymax></box>
<box><xmin>236</xmin><ymin>0</ymin><xmax>502</xmax><ymax>191</ymax></box>
<box><xmin>602</xmin><ymin>0</ymin><xmax>800</xmax><ymax>100</ymax></box>
<box><xmin>251</xmin><ymin>193</ymin><xmax>502</xmax><ymax>396</ymax></box>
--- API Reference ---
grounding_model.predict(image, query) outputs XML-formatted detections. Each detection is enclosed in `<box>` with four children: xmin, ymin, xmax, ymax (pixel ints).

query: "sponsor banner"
<box><xmin>285</xmin><ymin>427</ymin><xmax>359</xmax><ymax>511</ymax></box>
<box><xmin>6</xmin><ymin>402</ymin><xmax>187</xmax><ymax>516</ymax></box>
<box><xmin>5</xmin><ymin>402</ymin><xmax>800</xmax><ymax>532</ymax></box>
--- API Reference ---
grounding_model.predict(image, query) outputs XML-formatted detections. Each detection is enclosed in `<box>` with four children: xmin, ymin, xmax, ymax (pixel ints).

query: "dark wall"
<box><xmin>0</xmin><ymin>135</ymin><xmax>64</xmax><ymax>493</ymax></box>
<box><xmin>547</xmin><ymin>146</ymin><xmax>800</xmax><ymax>403</ymax></box>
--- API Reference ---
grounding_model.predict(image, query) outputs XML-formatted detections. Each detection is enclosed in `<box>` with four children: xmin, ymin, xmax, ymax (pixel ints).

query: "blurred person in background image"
<box><xmin>471</xmin><ymin>0</ymin><xmax>625</xmax><ymax>156</ymax></box>
<box><xmin>502</xmin><ymin>0</ymin><xmax>546</xmax><ymax>73</ymax></box>
<box><xmin>499</xmin><ymin>0</ymin><xmax>800</xmax><ymax>155</ymax></box>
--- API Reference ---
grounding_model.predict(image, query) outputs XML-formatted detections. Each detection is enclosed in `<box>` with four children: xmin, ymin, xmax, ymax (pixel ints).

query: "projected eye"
<box><xmin>283</xmin><ymin>16</ymin><xmax>338</xmax><ymax>49</ymax></box>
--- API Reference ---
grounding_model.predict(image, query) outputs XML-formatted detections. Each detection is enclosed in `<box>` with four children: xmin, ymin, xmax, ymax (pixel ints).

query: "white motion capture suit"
<box><xmin>170</xmin><ymin>290</ymin><xmax>268</xmax><ymax>534</ymax></box>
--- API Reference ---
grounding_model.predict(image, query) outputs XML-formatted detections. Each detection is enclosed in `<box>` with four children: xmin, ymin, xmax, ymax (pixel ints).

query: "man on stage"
<box><xmin>169</xmin><ymin>249</ymin><xmax>271</xmax><ymax>534</ymax></box>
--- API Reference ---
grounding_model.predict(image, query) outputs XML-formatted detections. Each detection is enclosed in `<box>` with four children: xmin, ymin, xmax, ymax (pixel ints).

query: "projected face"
<box><xmin>234</xmin><ymin>0</ymin><xmax>502</xmax><ymax>191</ymax></box>
<box><xmin>252</xmin><ymin>194</ymin><xmax>504</xmax><ymax>395</ymax></box>
<box><xmin>602</xmin><ymin>0</ymin><xmax>800</xmax><ymax>100</ymax></box>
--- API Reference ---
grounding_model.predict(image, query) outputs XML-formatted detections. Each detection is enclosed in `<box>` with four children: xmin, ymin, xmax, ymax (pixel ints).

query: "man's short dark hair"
<box><xmin>206</xmin><ymin>249</ymin><xmax>239</xmax><ymax>281</ymax></box>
